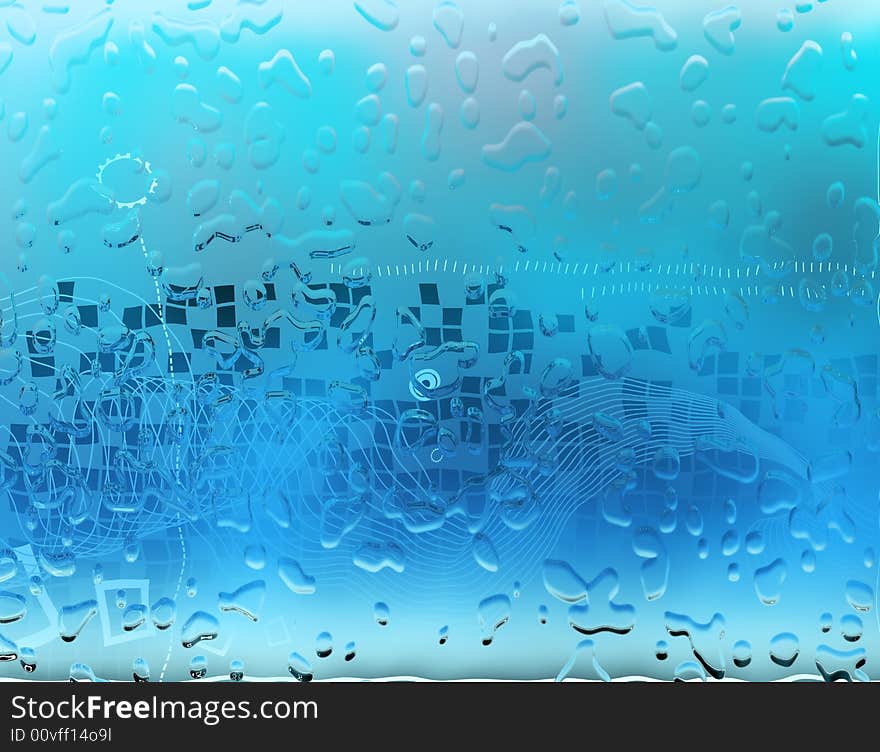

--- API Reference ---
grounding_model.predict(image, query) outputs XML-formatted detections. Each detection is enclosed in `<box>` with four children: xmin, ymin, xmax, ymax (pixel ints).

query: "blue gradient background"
<box><xmin>0</xmin><ymin>0</ymin><xmax>877</xmax><ymax>681</ymax></box>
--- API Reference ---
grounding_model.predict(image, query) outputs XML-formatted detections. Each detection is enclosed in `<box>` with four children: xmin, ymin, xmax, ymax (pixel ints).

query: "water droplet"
<box><xmin>58</xmin><ymin>600</ymin><xmax>98</xmax><ymax>642</ymax></box>
<box><xmin>845</xmin><ymin>580</ymin><xmax>872</xmax><ymax>612</ymax></box>
<box><xmin>556</xmin><ymin>639</ymin><xmax>610</xmax><ymax>681</ymax></box>
<box><xmin>721</xmin><ymin>530</ymin><xmax>739</xmax><ymax>557</ymax></box>
<box><xmin>776</xmin><ymin>7</ymin><xmax>794</xmax><ymax>31</ymax></box>
<box><xmin>543</xmin><ymin>559</ymin><xmax>587</xmax><ymax>603</ymax></box>
<box><xmin>754</xmin><ymin>559</ymin><xmax>787</xmax><ymax>606</ymax></box>
<box><xmin>181</xmin><ymin>610</ymin><xmax>219</xmax><ymax>648</ymax></box>
<box><xmin>433</xmin><ymin>1</ymin><xmax>464</xmax><ymax>48</ymax></box>
<box><xmin>680</xmin><ymin>55</ymin><xmax>709</xmax><ymax>92</ymax></box>
<box><xmin>316</xmin><ymin>631</ymin><xmax>333</xmax><ymax>658</ymax></box>
<box><xmin>688</xmin><ymin>319</ymin><xmax>726</xmax><ymax>371</ymax></box>
<box><xmin>652</xmin><ymin>446</ymin><xmax>680</xmax><ymax>481</ymax></box>
<box><xmin>123</xmin><ymin>604</ymin><xmax>147</xmax><ymax>632</ymax></box>
<box><xmin>538</xmin><ymin>606</ymin><xmax>549</xmax><ymax>626</ymax></box>
<box><xmin>517</xmin><ymin>89</ymin><xmax>538</xmax><ymax>122</ymax></box>
<box><xmin>592</xmin><ymin>411</ymin><xmax>623</xmax><ymax>442</ymax></box>
<box><xmin>732</xmin><ymin>640</ymin><xmax>752</xmax><ymax>668</ymax></box>
<box><xmin>697</xmin><ymin>538</ymin><xmax>709</xmax><ymax>560</ymax></box>
<box><xmin>229</xmin><ymin>659</ymin><xmax>244</xmax><ymax>682</ymax></box>
<box><xmin>559</xmin><ymin>0</ymin><xmax>580</xmax><ymax>25</ymax></box>
<box><xmin>745</xmin><ymin>532</ymin><xmax>764</xmax><ymax>556</ymax></box>
<box><xmin>691</xmin><ymin>100</ymin><xmax>711</xmax><ymax>127</ymax></box>
<box><xmin>782</xmin><ymin>40</ymin><xmax>823</xmax><ymax>101</ymax></box>
<box><xmin>587</xmin><ymin>325</ymin><xmax>632</xmax><ymax>379</ymax></box>
<box><xmin>801</xmin><ymin>549</ymin><xmax>816</xmax><ymax>573</ymax></box>
<box><xmin>287</xmin><ymin>651</ymin><xmax>313</xmax><ymax>682</ymax></box>
<box><xmin>811</xmin><ymin>232</ymin><xmax>833</xmax><ymax>262</ymax></box>
<box><xmin>20</xmin><ymin>647</ymin><xmax>37</xmax><ymax>674</ymax></box>
<box><xmin>610</xmin><ymin>81</ymin><xmax>651</xmax><ymax>130</ymax></box>
<box><xmin>841</xmin><ymin>614</ymin><xmax>863</xmax><ymax>642</ymax></box>
<box><xmin>218</xmin><ymin>580</ymin><xmax>265</xmax><ymax>621</ymax></box>
<box><xmin>374</xmin><ymin>601</ymin><xmax>390</xmax><ymax>626</ymax></box>
<box><xmin>244</xmin><ymin>544</ymin><xmax>266</xmax><ymax>570</ymax></box>
<box><xmin>69</xmin><ymin>662</ymin><xmax>101</xmax><ymax>682</ymax></box>
<box><xmin>722</xmin><ymin>499</ymin><xmax>737</xmax><ymax>525</ymax></box>
<box><xmin>150</xmin><ymin>597</ymin><xmax>176</xmax><ymax>630</ymax></box>
<box><xmin>478</xmin><ymin>593</ymin><xmax>511</xmax><ymax>646</ymax></box>
<box><xmin>826</xmin><ymin>181</ymin><xmax>845</xmax><ymax>208</ymax></box>
<box><xmin>189</xmin><ymin>655</ymin><xmax>207</xmax><ymax>680</ymax></box>
<box><xmin>0</xmin><ymin>591</ymin><xmax>26</xmax><ymax>624</ymax></box>
<box><xmin>665</xmin><ymin>611</ymin><xmax>726</xmax><ymax>678</ymax></box>
<box><xmin>685</xmin><ymin>506</ymin><xmax>703</xmax><ymax>537</ymax></box>
<box><xmin>649</xmin><ymin>287</ymin><xmax>690</xmax><ymax>324</ymax></box>
<box><xmin>703</xmin><ymin>5</ymin><xmax>741</xmax><ymax>55</ymax></box>
<box><xmin>123</xmin><ymin>539</ymin><xmax>140</xmax><ymax>563</ymax></box>
<box><xmin>473</xmin><ymin>533</ymin><xmax>499</xmax><ymax>572</ymax></box>
<box><xmin>604</xmin><ymin>0</ymin><xmax>678</xmax><ymax>50</ymax></box>
<box><xmin>674</xmin><ymin>660</ymin><xmax>707</xmax><ymax>682</ymax></box>
<box><xmin>482</xmin><ymin>121</ymin><xmax>551</xmax><ymax>172</ymax></box>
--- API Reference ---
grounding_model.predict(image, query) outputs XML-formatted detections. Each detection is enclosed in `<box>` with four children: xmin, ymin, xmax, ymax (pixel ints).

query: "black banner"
<box><xmin>0</xmin><ymin>680</ymin><xmax>858</xmax><ymax>745</ymax></box>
